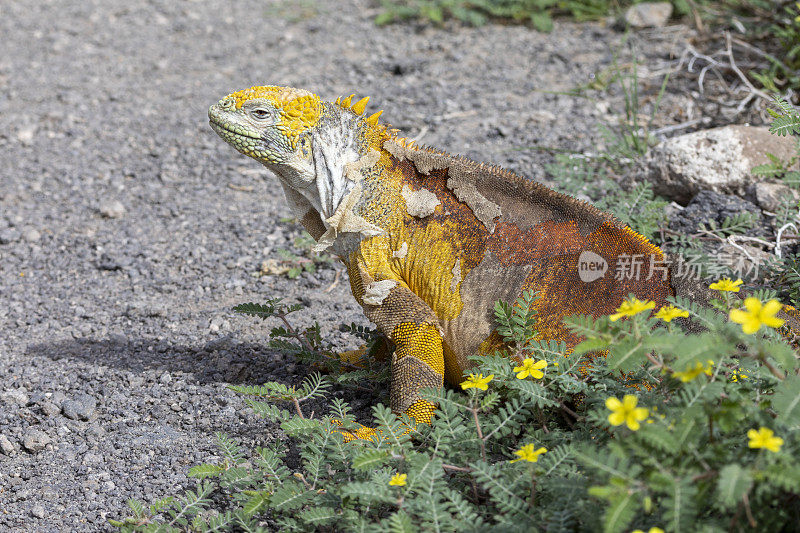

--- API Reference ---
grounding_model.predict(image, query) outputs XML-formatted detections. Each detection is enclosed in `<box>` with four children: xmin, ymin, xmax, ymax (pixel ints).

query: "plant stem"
<box><xmin>292</xmin><ymin>397</ymin><xmax>305</xmax><ymax>419</ymax></box>
<box><xmin>470</xmin><ymin>402</ymin><xmax>487</xmax><ymax>462</ymax></box>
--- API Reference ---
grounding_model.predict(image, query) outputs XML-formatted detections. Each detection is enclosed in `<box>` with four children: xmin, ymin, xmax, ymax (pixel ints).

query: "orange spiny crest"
<box><xmin>351</xmin><ymin>96</ymin><xmax>370</xmax><ymax>115</ymax></box>
<box><xmin>340</xmin><ymin>94</ymin><xmax>355</xmax><ymax>108</ymax></box>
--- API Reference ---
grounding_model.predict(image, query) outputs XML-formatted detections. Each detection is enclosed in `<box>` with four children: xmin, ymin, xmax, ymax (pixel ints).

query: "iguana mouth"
<box><xmin>208</xmin><ymin>119</ymin><xmax>261</xmax><ymax>140</ymax></box>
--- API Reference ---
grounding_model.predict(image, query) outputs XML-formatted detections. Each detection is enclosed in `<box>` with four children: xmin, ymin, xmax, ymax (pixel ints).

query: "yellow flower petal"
<box><xmin>389</xmin><ymin>473</ymin><xmax>407</xmax><ymax>486</ymax></box>
<box><xmin>622</xmin><ymin>395</ymin><xmax>638</xmax><ymax>410</ymax></box>
<box><xmin>608</xmin><ymin>412</ymin><xmax>625</xmax><ymax>426</ymax></box>
<box><xmin>605</xmin><ymin>397</ymin><xmax>622</xmax><ymax>410</ymax></box>
<box><xmin>744</xmin><ymin>297</ymin><xmax>761</xmax><ymax>313</ymax></box>
<box><xmin>709</xmin><ymin>278</ymin><xmax>743</xmax><ymax>292</ymax></box>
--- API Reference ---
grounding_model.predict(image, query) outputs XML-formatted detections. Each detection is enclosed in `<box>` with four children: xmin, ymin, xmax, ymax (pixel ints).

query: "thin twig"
<box><xmin>776</xmin><ymin>223</ymin><xmax>799</xmax><ymax>259</ymax></box>
<box><xmin>650</xmin><ymin>118</ymin><xmax>706</xmax><ymax>137</ymax></box>
<box><xmin>762</xmin><ymin>357</ymin><xmax>786</xmax><ymax>381</ymax></box>
<box><xmin>725</xmin><ymin>32</ymin><xmax>772</xmax><ymax>103</ymax></box>
<box><xmin>470</xmin><ymin>406</ymin><xmax>487</xmax><ymax>462</ymax></box>
<box><xmin>742</xmin><ymin>492</ymin><xmax>757</xmax><ymax>528</ymax></box>
<box><xmin>279</xmin><ymin>314</ymin><xmax>317</xmax><ymax>354</ymax></box>
<box><xmin>292</xmin><ymin>397</ymin><xmax>305</xmax><ymax>419</ymax></box>
<box><xmin>559</xmin><ymin>402</ymin><xmax>579</xmax><ymax>420</ymax></box>
<box><xmin>441</xmin><ymin>463</ymin><xmax>473</xmax><ymax>473</ymax></box>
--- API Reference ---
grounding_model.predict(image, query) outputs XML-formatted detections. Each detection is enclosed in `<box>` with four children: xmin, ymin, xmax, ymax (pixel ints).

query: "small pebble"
<box><xmin>22</xmin><ymin>429</ymin><xmax>51</xmax><ymax>453</ymax></box>
<box><xmin>99</xmin><ymin>200</ymin><xmax>126</xmax><ymax>218</ymax></box>
<box><xmin>22</xmin><ymin>227</ymin><xmax>41</xmax><ymax>242</ymax></box>
<box><xmin>62</xmin><ymin>394</ymin><xmax>97</xmax><ymax>421</ymax></box>
<box><xmin>40</xmin><ymin>401</ymin><xmax>60</xmax><ymax>417</ymax></box>
<box><xmin>0</xmin><ymin>434</ymin><xmax>15</xmax><ymax>455</ymax></box>
<box><xmin>30</xmin><ymin>505</ymin><xmax>46</xmax><ymax>519</ymax></box>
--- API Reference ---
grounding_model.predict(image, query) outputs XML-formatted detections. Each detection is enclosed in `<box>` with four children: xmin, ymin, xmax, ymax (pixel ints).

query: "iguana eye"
<box><xmin>251</xmin><ymin>108</ymin><xmax>270</xmax><ymax>119</ymax></box>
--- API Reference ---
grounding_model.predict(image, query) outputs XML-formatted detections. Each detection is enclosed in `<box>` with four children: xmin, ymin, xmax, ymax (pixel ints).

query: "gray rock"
<box><xmin>669</xmin><ymin>190</ymin><xmax>764</xmax><ymax>236</ymax></box>
<box><xmin>753</xmin><ymin>181</ymin><xmax>799</xmax><ymax>213</ymax></box>
<box><xmin>2</xmin><ymin>388</ymin><xmax>29</xmax><ymax>407</ymax></box>
<box><xmin>22</xmin><ymin>429</ymin><xmax>51</xmax><ymax>453</ymax></box>
<box><xmin>0</xmin><ymin>227</ymin><xmax>21</xmax><ymax>244</ymax></box>
<box><xmin>40</xmin><ymin>401</ymin><xmax>61</xmax><ymax>417</ymax></box>
<box><xmin>644</xmin><ymin>126</ymin><xmax>800</xmax><ymax>204</ymax></box>
<box><xmin>624</xmin><ymin>2</ymin><xmax>673</xmax><ymax>28</ymax></box>
<box><xmin>82</xmin><ymin>452</ymin><xmax>104</xmax><ymax>466</ymax></box>
<box><xmin>0</xmin><ymin>434</ymin><xmax>15</xmax><ymax>455</ymax></box>
<box><xmin>99</xmin><ymin>200</ymin><xmax>126</xmax><ymax>218</ymax></box>
<box><xmin>30</xmin><ymin>505</ymin><xmax>45</xmax><ymax>519</ymax></box>
<box><xmin>62</xmin><ymin>394</ymin><xmax>97</xmax><ymax>420</ymax></box>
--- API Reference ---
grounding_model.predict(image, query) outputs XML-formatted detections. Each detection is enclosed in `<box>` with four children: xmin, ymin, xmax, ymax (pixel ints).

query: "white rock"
<box><xmin>754</xmin><ymin>181</ymin><xmax>799</xmax><ymax>213</ymax></box>
<box><xmin>99</xmin><ymin>200</ymin><xmax>126</xmax><ymax>218</ymax></box>
<box><xmin>0</xmin><ymin>434</ymin><xmax>15</xmax><ymax>455</ymax></box>
<box><xmin>644</xmin><ymin>125</ymin><xmax>799</xmax><ymax>204</ymax></box>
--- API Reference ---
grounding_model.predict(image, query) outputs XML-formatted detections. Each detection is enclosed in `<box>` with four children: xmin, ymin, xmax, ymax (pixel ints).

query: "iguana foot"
<box><xmin>331</xmin><ymin>399</ymin><xmax>436</xmax><ymax>442</ymax></box>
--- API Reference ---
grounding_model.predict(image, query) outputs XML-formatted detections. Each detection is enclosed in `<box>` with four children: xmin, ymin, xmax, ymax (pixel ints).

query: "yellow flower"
<box><xmin>389</xmin><ymin>473</ymin><xmax>407</xmax><ymax>486</ymax></box>
<box><xmin>709</xmin><ymin>277</ymin><xmax>743</xmax><ymax>292</ymax></box>
<box><xmin>729</xmin><ymin>297</ymin><xmax>784</xmax><ymax>334</ymax></box>
<box><xmin>609</xmin><ymin>297</ymin><xmax>655</xmax><ymax>321</ymax></box>
<box><xmin>672</xmin><ymin>360</ymin><xmax>713</xmax><ymax>382</ymax></box>
<box><xmin>632</xmin><ymin>528</ymin><xmax>665</xmax><ymax>533</ymax></box>
<box><xmin>654</xmin><ymin>305</ymin><xmax>689</xmax><ymax>323</ymax></box>
<box><xmin>513</xmin><ymin>358</ymin><xmax>547</xmax><ymax>379</ymax></box>
<box><xmin>460</xmin><ymin>373</ymin><xmax>494</xmax><ymax>391</ymax></box>
<box><xmin>606</xmin><ymin>395</ymin><xmax>649</xmax><ymax>431</ymax></box>
<box><xmin>748</xmin><ymin>427</ymin><xmax>784</xmax><ymax>453</ymax></box>
<box><xmin>509</xmin><ymin>443</ymin><xmax>547</xmax><ymax>463</ymax></box>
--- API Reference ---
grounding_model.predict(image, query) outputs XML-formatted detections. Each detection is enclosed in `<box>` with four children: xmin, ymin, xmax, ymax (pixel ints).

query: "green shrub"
<box><xmin>112</xmin><ymin>284</ymin><xmax>800</xmax><ymax>532</ymax></box>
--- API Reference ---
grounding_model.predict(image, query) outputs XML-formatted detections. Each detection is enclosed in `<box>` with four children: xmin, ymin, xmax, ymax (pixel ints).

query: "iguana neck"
<box><xmin>271</xmin><ymin>103</ymin><xmax>370</xmax><ymax>223</ymax></box>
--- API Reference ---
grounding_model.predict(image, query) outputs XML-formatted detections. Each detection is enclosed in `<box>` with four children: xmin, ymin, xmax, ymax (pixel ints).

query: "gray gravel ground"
<box><xmin>0</xmin><ymin>1</ymin><xmax>699</xmax><ymax>530</ymax></box>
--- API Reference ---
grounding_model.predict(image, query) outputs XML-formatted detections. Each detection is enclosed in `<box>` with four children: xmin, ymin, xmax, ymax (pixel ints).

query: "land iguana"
<box><xmin>208</xmin><ymin>85</ymin><xmax>796</xmax><ymax>439</ymax></box>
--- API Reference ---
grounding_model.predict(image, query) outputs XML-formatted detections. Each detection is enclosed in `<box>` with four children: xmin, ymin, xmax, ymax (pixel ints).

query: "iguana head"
<box><xmin>208</xmin><ymin>85</ymin><xmax>322</xmax><ymax>185</ymax></box>
<box><xmin>209</xmin><ymin>85</ymin><xmax>383</xmax><ymax>224</ymax></box>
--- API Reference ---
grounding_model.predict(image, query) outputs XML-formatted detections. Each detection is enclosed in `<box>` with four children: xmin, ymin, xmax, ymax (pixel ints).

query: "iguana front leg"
<box><xmin>345</xmin><ymin>261</ymin><xmax>444</xmax><ymax>438</ymax></box>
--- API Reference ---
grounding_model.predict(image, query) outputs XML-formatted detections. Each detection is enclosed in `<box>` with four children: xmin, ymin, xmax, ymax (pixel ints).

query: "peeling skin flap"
<box><xmin>313</xmin><ymin>182</ymin><xmax>385</xmax><ymax>252</ymax></box>
<box><xmin>363</xmin><ymin>279</ymin><xmax>398</xmax><ymax>306</ymax></box>
<box><xmin>401</xmin><ymin>184</ymin><xmax>440</xmax><ymax>218</ymax></box>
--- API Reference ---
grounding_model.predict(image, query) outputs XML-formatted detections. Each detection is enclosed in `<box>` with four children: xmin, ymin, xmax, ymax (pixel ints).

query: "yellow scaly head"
<box><xmin>208</xmin><ymin>85</ymin><xmax>322</xmax><ymax>167</ymax></box>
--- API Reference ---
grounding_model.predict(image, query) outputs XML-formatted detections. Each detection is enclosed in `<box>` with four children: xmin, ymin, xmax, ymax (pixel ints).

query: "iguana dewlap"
<box><xmin>208</xmin><ymin>86</ymin><xmax>674</xmax><ymax>430</ymax></box>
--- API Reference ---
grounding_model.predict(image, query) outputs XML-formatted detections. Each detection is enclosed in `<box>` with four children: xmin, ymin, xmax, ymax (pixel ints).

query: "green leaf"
<box><xmin>773</xmin><ymin>376</ymin><xmax>800</xmax><ymax>426</ymax></box>
<box><xmin>716</xmin><ymin>464</ymin><xmax>752</xmax><ymax>509</ymax></box>
<box><xmin>770</xmin><ymin>114</ymin><xmax>800</xmax><ymax>136</ymax></box>
<box><xmin>352</xmin><ymin>450</ymin><xmax>390</xmax><ymax>470</ymax></box>
<box><xmin>572</xmin><ymin>337</ymin><xmax>611</xmax><ymax>355</ymax></box>
<box><xmin>603</xmin><ymin>491</ymin><xmax>638</xmax><ymax>533</ymax></box>
<box><xmin>243</xmin><ymin>491</ymin><xmax>270</xmax><ymax>516</ymax></box>
<box><xmin>767</xmin><ymin>341</ymin><xmax>799</xmax><ymax>373</ymax></box>
<box><xmin>662</xmin><ymin>477</ymin><xmax>697</xmax><ymax>533</ymax></box>
<box><xmin>189</xmin><ymin>463</ymin><xmax>226</xmax><ymax>479</ymax></box>
<box><xmin>606</xmin><ymin>337</ymin><xmax>646</xmax><ymax>372</ymax></box>
<box><xmin>385</xmin><ymin>510</ymin><xmax>415</xmax><ymax>533</ymax></box>
<box><xmin>530</xmin><ymin>12</ymin><xmax>553</xmax><ymax>32</ymax></box>
<box><xmin>636</xmin><ymin>424</ymin><xmax>678</xmax><ymax>452</ymax></box>
<box><xmin>269</xmin><ymin>486</ymin><xmax>314</xmax><ymax>511</ymax></box>
<box><xmin>298</xmin><ymin>506</ymin><xmax>337</xmax><ymax>526</ymax></box>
